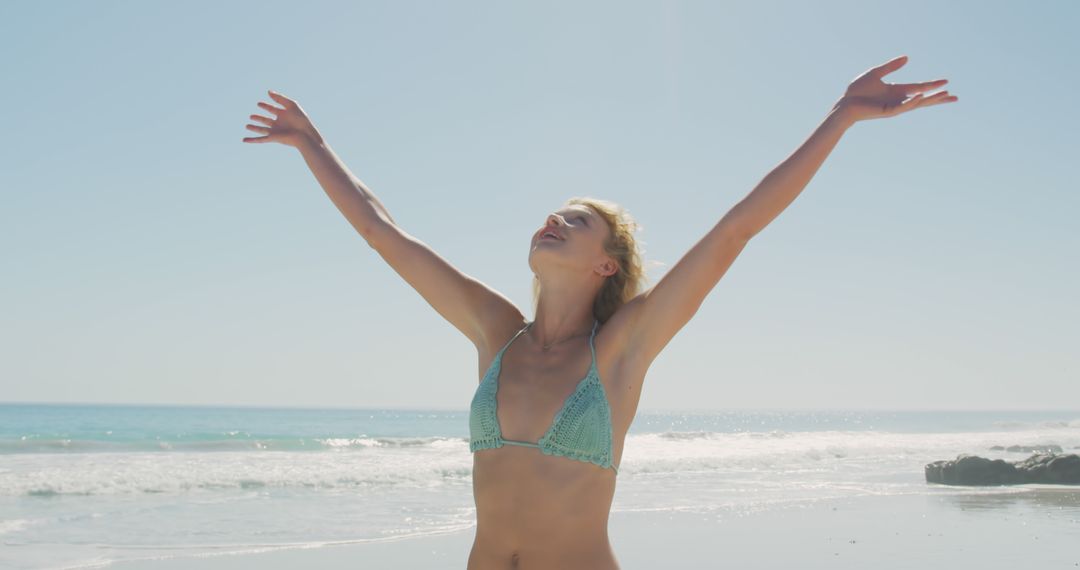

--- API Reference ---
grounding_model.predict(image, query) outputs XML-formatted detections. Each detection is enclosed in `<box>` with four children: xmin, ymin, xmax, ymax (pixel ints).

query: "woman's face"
<box><xmin>529</xmin><ymin>204</ymin><xmax>613</xmax><ymax>277</ymax></box>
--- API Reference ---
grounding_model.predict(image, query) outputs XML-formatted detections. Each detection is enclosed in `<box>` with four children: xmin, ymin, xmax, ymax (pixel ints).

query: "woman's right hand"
<box><xmin>243</xmin><ymin>90</ymin><xmax>321</xmax><ymax>148</ymax></box>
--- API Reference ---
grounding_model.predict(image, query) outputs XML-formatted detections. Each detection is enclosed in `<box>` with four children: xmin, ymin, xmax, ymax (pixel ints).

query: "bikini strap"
<box><xmin>588</xmin><ymin>318</ymin><xmax>599</xmax><ymax>368</ymax></box>
<box><xmin>497</xmin><ymin>321</ymin><xmax>532</xmax><ymax>356</ymax></box>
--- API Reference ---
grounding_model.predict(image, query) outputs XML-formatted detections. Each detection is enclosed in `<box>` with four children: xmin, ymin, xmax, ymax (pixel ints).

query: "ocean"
<box><xmin>2</xmin><ymin>404</ymin><xmax>1078</xmax><ymax>569</ymax></box>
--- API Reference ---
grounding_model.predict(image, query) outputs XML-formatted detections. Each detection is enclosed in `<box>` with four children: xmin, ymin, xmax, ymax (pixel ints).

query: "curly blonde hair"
<box><xmin>531</xmin><ymin>197</ymin><xmax>660</xmax><ymax>324</ymax></box>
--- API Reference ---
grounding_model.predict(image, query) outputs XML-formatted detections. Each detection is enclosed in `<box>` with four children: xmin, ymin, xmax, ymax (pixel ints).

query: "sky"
<box><xmin>1</xmin><ymin>1</ymin><xmax>1076</xmax><ymax>412</ymax></box>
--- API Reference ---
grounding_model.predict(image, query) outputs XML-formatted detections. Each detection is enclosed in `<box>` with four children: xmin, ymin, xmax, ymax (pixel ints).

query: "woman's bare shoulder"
<box><xmin>473</xmin><ymin>304</ymin><xmax>529</xmax><ymax>380</ymax></box>
<box><xmin>595</xmin><ymin>297</ymin><xmax>648</xmax><ymax>372</ymax></box>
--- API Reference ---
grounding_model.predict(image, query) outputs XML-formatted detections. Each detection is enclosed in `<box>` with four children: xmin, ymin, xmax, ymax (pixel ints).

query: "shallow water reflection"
<box><xmin>933</xmin><ymin>487</ymin><xmax>1080</xmax><ymax>516</ymax></box>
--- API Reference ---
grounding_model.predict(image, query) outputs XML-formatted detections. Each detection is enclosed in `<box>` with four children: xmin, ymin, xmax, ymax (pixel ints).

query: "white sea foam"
<box><xmin>4</xmin><ymin>406</ymin><xmax>1078</xmax><ymax>570</ymax></box>
<box><xmin>0</xmin><ymin>518</ymin><xmax>36</xmax><ymax>535</ymax></box>
<box><xmin>3</xmin><ymin>427</ymin><xmax>1076</xmax><ymax>498</ymax></box>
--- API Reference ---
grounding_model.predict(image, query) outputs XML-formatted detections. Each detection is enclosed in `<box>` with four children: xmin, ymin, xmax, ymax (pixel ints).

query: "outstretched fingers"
<box><xmin>267</xmin><ymin>90</ymin><xmax>296</xmax><ymax>109</ymax></box>
<box><xmin>243</xmin><ymin>90</ymin><xmax>297</xmax><ymax>144</ymax></box>
<box><xmin>249</xmin><ymin>113</ymin><xmax>274</xmax><ymax>126</ymax></box>
<box><xmin>891</xmin><ymin>92</ymin><xmax>924</xmax><ymax>114</ymax></box>
<box><xmin>895</xmin><ymin>90</ymin><xmax>957</xmax><ymax>116</ymax></box>
<box><xmin>242</xmin><ymin>122</ymin><xmax>274</xmax><ymax>144</ymax></box>
<box><xmin>896</xmin><ymin>78</ymin><xmax>948</xmax><ymax>95</ymax></box>
<box><xmin>257</xmin><ymin>101</ymin><xmax>285</xmax><ymax>115</ymax></box>
<box><xmin>871</xmin><ymin>55</ymin><xmax>908</xmax><ymax>79</ymax></box>
<box><xmin>915</xmin><ymin>90</ymin><xmax>958</xmax><ymax>108</ymax></box>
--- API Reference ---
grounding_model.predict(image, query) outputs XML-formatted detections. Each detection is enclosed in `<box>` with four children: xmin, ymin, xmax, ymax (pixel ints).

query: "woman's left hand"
<box><xmin>834</xmin><ymin>55</ymin><xmax>957</xmax><ymax>124</ymax></box>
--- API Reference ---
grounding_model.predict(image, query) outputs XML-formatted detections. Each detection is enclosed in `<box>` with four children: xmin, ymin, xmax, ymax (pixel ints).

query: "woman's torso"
<box><xmin>467</xmin><ymin>316</ymin><xmax>647</xmax><ymax>570</ymax></box>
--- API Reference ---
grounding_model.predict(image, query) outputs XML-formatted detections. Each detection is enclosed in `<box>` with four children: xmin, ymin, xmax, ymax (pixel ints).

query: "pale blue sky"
<box><xmin>1</xmin><ymin>1</ymin><xmax>1076</xmax><ymax>411</ymax></box>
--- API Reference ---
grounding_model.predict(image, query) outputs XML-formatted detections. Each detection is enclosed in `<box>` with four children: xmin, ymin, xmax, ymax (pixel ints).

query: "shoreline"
<box><xmin>98</xmin><ymin>487</ymin><xmax>1080</xmax><ymax>570</ymax></box>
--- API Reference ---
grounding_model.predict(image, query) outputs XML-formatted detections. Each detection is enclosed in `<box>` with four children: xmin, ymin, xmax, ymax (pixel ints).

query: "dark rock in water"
<box><xmin>925</xmin><ymin>453</ymin><xmax>1080</xmax><ymax>486</ymax></box>
<box><xmin>1015</xmin><ymin>454</ymin><xmax>1080</xmax><ymax>484</ymax></box>
<box><xmin>988</xmin><ymin>444</ymin><xmax>1063</xmax><ymax>453</ymax></box>
<box><xmin>925</xmin><ymin>455</ymin><xmax>1024</xmax><ymax>485</ymax></box>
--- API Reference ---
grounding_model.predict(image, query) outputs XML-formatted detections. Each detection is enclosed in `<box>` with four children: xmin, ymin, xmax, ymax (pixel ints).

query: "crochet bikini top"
<box><xmin>469</xmin><ymin>319</ymin><xmax>620</xmax><ymax>475</ymax></box>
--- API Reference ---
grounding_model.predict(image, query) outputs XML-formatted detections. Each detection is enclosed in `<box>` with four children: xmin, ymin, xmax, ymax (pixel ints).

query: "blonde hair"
<box><xmin>531</xmin><ymin>197</ymin><xmax>661</xmax><ymax>324</ymax></box>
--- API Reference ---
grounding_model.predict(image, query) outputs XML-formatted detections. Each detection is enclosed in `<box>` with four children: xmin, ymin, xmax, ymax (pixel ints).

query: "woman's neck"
<box><xmin>531</xmin><ymin>286</ymin><xmax>597</xmax><ymax>348</ymax></box>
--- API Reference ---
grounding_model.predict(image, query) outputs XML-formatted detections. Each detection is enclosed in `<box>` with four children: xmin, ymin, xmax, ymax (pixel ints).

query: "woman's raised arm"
<box><xmin>243</xmin><ymin>90</ymin><xmax>396</xmax><ymax>236</ymax></box>
<box><xmin>724</xmin><ymin>55</ymin><xmax>955</xmax><ymax>240</ymax></box>
<box><xmin>243</xmin><ymin>90</ymin><xmax>523</xmax><ymax>350</ymax></box>
<box><xmin>616</xmin><ymin>55</ymin><xmax>957</xmax><ymax>371</ymax></box>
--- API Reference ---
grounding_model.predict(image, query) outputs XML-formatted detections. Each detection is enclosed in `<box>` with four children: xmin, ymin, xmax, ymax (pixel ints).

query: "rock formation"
<box><xmin>925</xmin><ymin>453</ymin><xmax>1080</xmax><ymax>485</ymax></box>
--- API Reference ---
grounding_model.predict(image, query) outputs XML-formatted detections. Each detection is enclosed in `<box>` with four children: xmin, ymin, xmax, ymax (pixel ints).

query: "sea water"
<box><xmin>2</xmin><ymin>403</ymin><xmax>1078</xmax><ymax>569</ymax></box>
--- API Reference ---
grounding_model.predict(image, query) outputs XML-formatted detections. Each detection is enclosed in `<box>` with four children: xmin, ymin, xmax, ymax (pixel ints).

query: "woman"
<box><xmin>243</xmin><ymin>54</ymin><xmax>956</xmax><ymax>569</ymax></box>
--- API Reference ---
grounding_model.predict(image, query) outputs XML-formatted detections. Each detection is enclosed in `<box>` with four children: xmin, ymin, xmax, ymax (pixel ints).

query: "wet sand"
<box><xmin>105</xmin><ymin>487</ymin><xmax>1080</xmax><ymax>569</ymax></box>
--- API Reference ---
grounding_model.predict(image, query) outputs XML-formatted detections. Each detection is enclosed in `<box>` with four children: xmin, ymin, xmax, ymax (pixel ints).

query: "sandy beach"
<box><xmin>103</xmin><ymin>487</ymin><xmax>1080</xmax><ymax>569</ymax></box>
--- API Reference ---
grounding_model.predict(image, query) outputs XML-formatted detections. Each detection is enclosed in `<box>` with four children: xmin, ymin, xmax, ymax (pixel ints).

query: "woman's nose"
<box><xmin>546</xmin><ymin>213</ymin><xmax>563</xmax><ymax>226</ymax></box>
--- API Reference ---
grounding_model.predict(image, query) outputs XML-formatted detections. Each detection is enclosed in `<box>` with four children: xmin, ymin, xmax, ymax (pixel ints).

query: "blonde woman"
<box><xmin>243</xmin><ymin>54</ymin><xmax>956</xmax><ymax>569</ymax></box>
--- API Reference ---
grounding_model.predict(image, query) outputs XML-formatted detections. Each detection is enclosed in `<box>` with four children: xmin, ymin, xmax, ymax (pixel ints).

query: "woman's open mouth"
<box><xmin>540</xmin><ymin>230</ymin><xmax>563</xmax><ymax>241</ymax></box>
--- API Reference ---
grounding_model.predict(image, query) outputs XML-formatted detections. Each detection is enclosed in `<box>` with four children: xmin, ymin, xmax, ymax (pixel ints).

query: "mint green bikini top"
<box><xmin>469</xmin><ymin>319</ymin><xmax>620</xmax><ymax>475</ymax></box>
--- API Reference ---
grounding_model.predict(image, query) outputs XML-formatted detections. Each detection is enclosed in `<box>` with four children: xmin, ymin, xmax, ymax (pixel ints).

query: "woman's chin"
<box><xmin>532</xmin><ymin>244</ymin><xmax>563</xmax><ymax>256</ymax></box>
